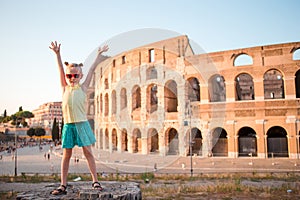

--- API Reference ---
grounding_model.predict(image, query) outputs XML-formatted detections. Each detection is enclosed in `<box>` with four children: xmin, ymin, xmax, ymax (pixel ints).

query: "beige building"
<box><xmin>29</xmin><ymin>102</ymin><xmax>63</xmax><ymax>131</ymax></box>
<box><xmin>91</xmin><ymin>35</ymin><xmax>300</xmax><ymax>159</ymax></box>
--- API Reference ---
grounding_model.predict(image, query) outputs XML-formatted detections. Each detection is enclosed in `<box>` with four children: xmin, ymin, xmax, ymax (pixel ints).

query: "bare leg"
<box><xmin>61</xmin><ymin>148</ymin><xmax>73</xmax><ymax>186</ymax></box>
<box><xmin>82</xmin><ymin>145</ymin><xmax>98</xmax><ymax>183</ymax></box>
<box><xmin>51</xmin><ymin>148</ymin><xmax>72</xmax><ymax>195</ymax></box>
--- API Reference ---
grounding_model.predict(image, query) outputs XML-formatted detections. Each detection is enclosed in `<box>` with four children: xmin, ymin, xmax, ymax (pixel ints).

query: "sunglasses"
<box><xmin>66</xmin><ymin>74</ymin><xmax>80</xmax><ymax>79</ymax></box>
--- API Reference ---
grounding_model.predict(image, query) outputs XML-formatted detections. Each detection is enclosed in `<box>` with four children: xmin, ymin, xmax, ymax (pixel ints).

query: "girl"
<box><xmin>49</xmin><ymin>41</ymin><xmax>108</xmax><ymax>195</ymax></box>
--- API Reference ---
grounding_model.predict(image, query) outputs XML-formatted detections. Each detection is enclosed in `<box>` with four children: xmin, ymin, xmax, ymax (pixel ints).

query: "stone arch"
<box><xmin>132</xmin><ymin>128</ymin><xmax>141</xmax><ymax>153</ymax></box>
<box><xmin>166</xmin><ymin>128</ymin><xmax>179</xmax><ymax>155</ymax></box>
<box><xmin>293</xmin><ymin>48</ymin><xmax>300</xmax><ymax>60</ymax></box>
<box><xmin>263</xmin><ymin>69</ymin><xmax>285</xmax><ymax>99</ymax></box>
<box><xmin>96</xmin><ymin>96</ymin><xmax>99</xmax><ymax>114</ymax></box>
<box><xmin>104</xmin><ymin>78</ymin><xmax>109</xmax><ymax>89</ymax></box>
<box><xmin>211</xmin><ymin>127</ymin><xmax>228</xmax><ymax>157</ymax></box>
<box><xmin>112</xmin><ymin>128</ymin><xmax>118</xmax><ymax>151</ymax></box>
<box><xmin>235</xmin><ymin>73</ymin><xmax>255</xmax><ymax>100</ymax></box>
<box><xmin>186</xmin><ymin>77</ymin><xmax>200</xmax><ymax>102</ymax></box>
<box><xmin>100</xmin><ymin>93</ymin><xmax>103</xmax><ymax>114</ymax></box>
<box><xmin>233</xmin><ymin>53</ymin><xmax>253</xmax><ymax>66</ymax></box>
<box><xmin>238</xmin><ymin>127</ymin><xmax>257</xmax><ymax>157</ymax></box>
<box><xmin>148</xmin><ymin>128</ymin><xmax>159</xmax><ymax>153</ymax></box>
<box><xmin>208</xmin><ymin>74</ymin><xmax>226</xmax><ymax>102</ymax></box>
<box><xmin>164</xmin><ymin>80</ymin><xmax>178</xmax><ymax>112</ymax></box>
<box><xmin>99</xmin><ymin>128</ymin><xmax>103</xmax><ymax>149</ymax></box>
<box><xmin>186</xmin><ymin>127</ymin><xmax>202</xmax><ymax>156</ymax></box>
<box><xmin>120</xmin><ymin>88</ymin><xmax>127</xmax><ymax>110</ymax></box>
<box><xmin>111</xmin><ymin>90</ymin><xmax>117</xmax><ymax>115</ymax></box>
<box><xmin>104</xmin><ymin>93</ymin><xmax>109</xmax><ymax>116</ymax></box>
<box><xmin>132</xmin><ymin>85</ymin><xmax>141</xmax><ymax>111</ymax></box>
<box><xmin>121</xmin><ymin>129</ymin><xmax>128</xmax><ymax>151</ymax></box>
<box><xmin>146</xmin><ymin>84</ymin><xmax>158</xmax><ymax>113</ymax></box>
<box><xmin>295</xmin><ymin>70</ymin><xmax>300</xmax><ymax>98</ymax></box>
<box><xmin>105</xmin><ymin>128</ymin><xmax>109</xmax><ymax>150</ymax></box>
<box><xmin>267</xmin><ymin>126</ymin><xmax>288</xmax><ymax>157</ymax></box>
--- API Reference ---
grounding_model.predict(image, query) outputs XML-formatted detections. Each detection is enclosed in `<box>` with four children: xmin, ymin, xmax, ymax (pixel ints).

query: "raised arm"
<box><xmin>49</xmin><ymin>41</ymin><xmax>67</xmax><ymax>90</ymax></box>
<box><xmin>82</xmin><ymin>45</ymin><xmax>109</xmax><ymax>91</ymax></box>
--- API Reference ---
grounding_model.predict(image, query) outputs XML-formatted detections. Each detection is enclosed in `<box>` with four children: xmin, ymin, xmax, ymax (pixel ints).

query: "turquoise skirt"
<box><xmin>62</xmin><ymin>121</ymin><xmax>96</xmax><ymax>148</ymax></box>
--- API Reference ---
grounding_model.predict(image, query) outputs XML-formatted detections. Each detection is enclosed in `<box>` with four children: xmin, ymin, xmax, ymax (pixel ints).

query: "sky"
<box><xmin>0</xmin><ymin>0</ymin><xmax>299</xmax><ymax>115</ymax></box>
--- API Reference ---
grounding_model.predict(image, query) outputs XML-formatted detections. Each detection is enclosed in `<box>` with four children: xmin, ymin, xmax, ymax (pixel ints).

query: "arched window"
<box><xmin>120</xmin><ymin>88</ymin><xmax>127</xmax><ymax>110</ymax></box>
<box><xmin>208</xmin><ymin>74</ymin><xmax>226</xmax><ymax>102</ymax></box>
<box><xmin>238</xmin><ymin>127</ymin><xmax>257</xmax><ymax>157</ymax></box>
<box><xmin>235</xmin><ymin>73</ymin><xmax>255</xmax><ymax>100</ymax></box>
<box><xmin>96</xmin><ymin>96</ymin><xmax>99</xmax><ymax>114</ymax></box>
<box><xmin>132</xmin><ymin>85</ymin><xmax>141</xmax><ymax>111</ymax></box>
<box><xmin>148</xmin><ymin>128</ymin><xmax>159</xmax><ymax>153</ymax></box>
<box><xmin>111</xmin><ymin>90</ymin><xmax>116</xmax><ymax>115</ymax></box>
<box><xmin>187</xmin><ymin>128</ymin><xmax>202</xmax><ymax>156</ymax></box>
<box><xmin>267</xmin><ymin>126</ymin><xmax>288</xmax><ymax>157</ymax></box>
<box><xmin>104</xmin><ymin>93</ymin><xmax>109</xmax><ymax>116</ymax></box>
<box><xmin>132</xmin><ymin>128</ymin><xmax>141</xmax><ymax>153</ymax></box>
<box><xmin>293</xmin><ymin>48</ymin><xmax>300</xmax><ymax>60</ymax></box>
<box><xmin>164</xmin><ymin>80</ymin><xmax>178</xmax><ymax>112</ymax></box>
<box><xmin>167</xmin><ymin>128</ymin><xmax>179</xmax><ymax>155</ymax></box>
<box><xmin>211</xmin><ymin>127</ymin><xmax>228</xmax><ymax>157</ymax></box>
<box><xmin>112</xmin><ymin>128</ymin><xmax>118</xmax><ymax>151</ymax></box>
<box><xmin>121</xmin><ymin>129</ymin><xmax>128</xmax><ymax>151</ymax></box>
<box><xmin>187</xmin><ymin>77</ymin><xmax>200</xmax><ymax>102</ymax></box>
<box><xmin>100</xmin><ymin>94</ymin><xmax>103</xmax><ymax>114</ymax></box>
<box><xmin>263</xmin><ymin>69</ymin><xmax>285</xmax><ymax>99</ymax></box>
<box><xmin>233</xmin><ymin>53</ymin><xmax>253</xmax><ymax>66</ymax></box>
<box><xmin>147</xmin><ymin>84</ymin><xmax>158</xmax><ymax>113</ymax></box>
<box><xmin>295</xmin><ymin>70</ymin><xmax>300</xmax><ymax>98</ymax></box>
<box><xmin>104</xmin><ymin>78</ymin><xmax>109</xmax><ymax>89</ymax></box>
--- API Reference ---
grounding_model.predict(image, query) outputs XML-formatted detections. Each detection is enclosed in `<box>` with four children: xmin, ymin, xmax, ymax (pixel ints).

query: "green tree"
<box><xmin>52</xmin><ymin>118</ymin><xmax>59</xmax><ymax>141</ymax></box>
<box><xmin>11</xmin><ymin>111</ymin><xmax>34</xmax><ymax>127</ymax></box>
<box><xmin>35</xmin><ymin>127</ymin><xmax>46</xmax><ymax>145</ymax></box>
<box><xmin>27</xmin><ymin>128</ymin><xmax>35</xmax><ymax>138</ymax></box>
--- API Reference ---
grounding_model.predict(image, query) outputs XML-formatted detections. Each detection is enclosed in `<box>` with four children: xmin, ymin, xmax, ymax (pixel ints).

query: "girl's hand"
<box><xmin>49</xmin><ymin>41</ymin><xmax>61</xmax><ymax>54</ymax></box>
<box><xmin>97</xmin><ymin>45</ymin><xmax>109</xmax><ymax>55</ymax></box>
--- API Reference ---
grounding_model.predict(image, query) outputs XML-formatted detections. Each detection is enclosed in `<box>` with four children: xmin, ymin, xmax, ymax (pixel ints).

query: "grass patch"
<box><xmin>1</xmin><ymin>173</ymin><xmax>300</xmax><ymax>199</ymax></box>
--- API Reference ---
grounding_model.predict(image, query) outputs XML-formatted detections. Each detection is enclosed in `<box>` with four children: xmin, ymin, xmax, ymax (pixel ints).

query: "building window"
<box><xmin>149</xmin><ymin>49</ymin><xmax>155</xmax><ymax>62</ymax></box>
<box><xmin>263</xmin><ymin>69</ymin><xmax>285</xmax><ymax>99</ymax></box>
<box><xmin>208</xmin><ymin>74</ymin><xmax>226</xmax><ymax>102</ymax></box>
<box><xmin>235</xmin><ymin>73</ymin><xmax>255</xmax><ymax>100</ymax></box>
<box><xmin>122</xmin><ymin>55</ymin><xmax>126</xmax><ymax>64</ymax></box>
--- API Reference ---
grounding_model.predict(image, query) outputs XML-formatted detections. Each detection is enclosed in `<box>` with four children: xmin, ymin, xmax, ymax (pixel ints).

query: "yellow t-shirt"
<box><xmin>62</xmin><ymin>85</ymin><xmax>87</xmax><ymax>123</ymax></box>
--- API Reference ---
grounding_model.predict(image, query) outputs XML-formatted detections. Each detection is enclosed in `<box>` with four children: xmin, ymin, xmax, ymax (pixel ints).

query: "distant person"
<box><xmin>49</xmin><ymin>41</ymin><xmax>108</xmax><ymax>195</ymax></box>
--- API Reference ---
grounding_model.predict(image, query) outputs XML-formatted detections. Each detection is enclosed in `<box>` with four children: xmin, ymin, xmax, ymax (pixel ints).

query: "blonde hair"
<box><xmin>64</xmin><ymin>62</ymin><xmax>83</xmax><ymax>73</ymax></box>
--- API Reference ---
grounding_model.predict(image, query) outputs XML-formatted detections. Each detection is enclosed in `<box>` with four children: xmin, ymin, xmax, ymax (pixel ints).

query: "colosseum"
<box><xmin>86</xmin><ymin>35</ymin><xmax>300</xmax><ymax>159</ymax></box>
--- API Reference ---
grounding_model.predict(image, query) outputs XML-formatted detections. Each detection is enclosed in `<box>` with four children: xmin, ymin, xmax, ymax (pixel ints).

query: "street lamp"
<box><xmin>14</xmin><ymin>118</ymin><xmax>22</xmax><ymax>177</ymax></box>
<box><xmin>14</xmin><ymin>126</ymin><xmax>17</xmax><ymax>177</ymax></box>
<box><xmin>189</xmin><ymin>102</ymin><xmax>193</xmax><ymax>177</ymax></box>
<box><xmin>184</xmin><ymin>100</ymin><xmax>193</xmax><ymax>177</ymax></box>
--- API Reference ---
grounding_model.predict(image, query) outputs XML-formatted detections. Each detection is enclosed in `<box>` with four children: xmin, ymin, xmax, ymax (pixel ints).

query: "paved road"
<box><xmin>1</xmin><ymin>144</ymin><xmax>300</xmax><ymax>176</ymax></box>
